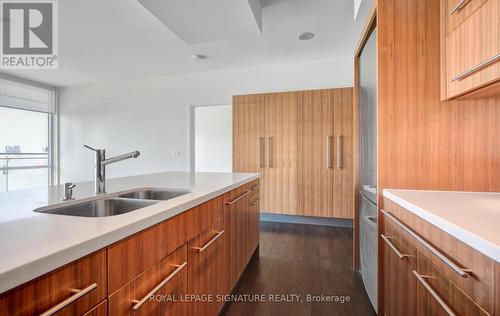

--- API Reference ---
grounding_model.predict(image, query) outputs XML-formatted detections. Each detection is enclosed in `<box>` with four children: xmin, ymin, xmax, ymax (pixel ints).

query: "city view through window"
<box><xmin>0</xmin><ymin>106</ymin><xmax>50</xmax><ymax>192</ymax></box>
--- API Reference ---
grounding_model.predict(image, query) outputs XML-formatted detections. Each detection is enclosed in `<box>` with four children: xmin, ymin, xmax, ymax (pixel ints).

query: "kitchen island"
<box><xmin>0</xmin><ymin>171</ymin><xmax>260</xmax><ymax>316</ymax></box>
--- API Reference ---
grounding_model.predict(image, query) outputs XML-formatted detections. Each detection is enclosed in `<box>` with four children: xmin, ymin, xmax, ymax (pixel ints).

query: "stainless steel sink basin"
<box><xmin>34</xmin><ymin>198</ymin><xmax>158</xmax><ymax>217</ymax></box>
<box><xmin>118</xmin><ymin>188</ymin><xmax>191</xmax><ymax>200</ymax></box>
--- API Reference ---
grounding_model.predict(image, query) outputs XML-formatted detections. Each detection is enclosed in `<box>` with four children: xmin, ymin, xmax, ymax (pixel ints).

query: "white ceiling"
<box><xmin>3</xmin><ymin>0</ymin><xmax>366</xmax><ymax>87</ymax></box>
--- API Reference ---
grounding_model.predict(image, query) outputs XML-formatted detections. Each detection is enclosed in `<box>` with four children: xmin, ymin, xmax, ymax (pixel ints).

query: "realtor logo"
<box><xmin>0</xmin><ymin>0</ymin><xmax>58</xmax><ymax>69</ymax></box>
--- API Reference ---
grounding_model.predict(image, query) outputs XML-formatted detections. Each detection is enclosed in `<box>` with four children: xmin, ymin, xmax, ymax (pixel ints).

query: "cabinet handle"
<box><xmin>251</xmin><ymin>198</ymin><xmax>260</xmax><ymax>206</ymax></box>
<box><xmin>451</xmin><ymin>54</ymin><xmax>500</xmax><ymax>82</ymax></box>
<box><xmin>258</xmin><ymin>137</ymin><xmax>265</xmax><ymax>168</ymax></box>
<box><xmin>193</xmin><ymin>230</ymin><xmax>225</xmax><ymax>252</ymax></box>
<box><xmin>381</xmin><ymin>234</ymin><xmax>411</xmax><ymax>259</ymax></box>
<box><xmin>336</xmin><ymin>135</ymin><xmax>343</xmax><ymax>169</ymax></box>
<box><xmin>267</xmin><ymin>137</ymin><xmax>273</xmax><ymax>168</ymax></box>
<box><xmin>413</xmin><ymin>271</ymin><xmax>457</xmax><ymax>316</ymax></box>
<box><xmin>448</xmin><ymin>0</ymin><xmax>467</xmax><ymax>15</ymax></box>
<box><xmin>326</xmin><ymin>136</ymin><xmax>333</xmax><ymax>169</ymax></box>
<box><xmin>226</xmin><ymin>190</ymin><xmax>252</xmax><ymax>205</ymax></box>
<box><xmin>251</xmin><ymin>184</ymin><xmax>260</xmax><ymax>191</ymax></box>
<box><xmin>132</xmin><ymin>262</ymin><xmax>188</xmax><ymax>311</ymax></box>
<box><xmin>39</xmin><ymin>283</ymin><xmax>97</xmax><ymax>316</ymax></box>
<box><xmin>382</xmin><ymin>209</ymin><xmax>472</xmax><ymax>278</ymax></box>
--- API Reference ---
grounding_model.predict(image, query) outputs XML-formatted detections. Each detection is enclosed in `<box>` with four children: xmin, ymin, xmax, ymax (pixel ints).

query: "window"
<box><xmin>0</xmin><ymin>77</ymin><xmax>55</xmax><ymax>192</ymax></box>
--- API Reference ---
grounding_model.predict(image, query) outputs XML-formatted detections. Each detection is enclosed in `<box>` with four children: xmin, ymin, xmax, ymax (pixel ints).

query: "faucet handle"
<box><xmin>65</xmin><ymin>182</ymin><xmax>76</xmax><ymax>189</ymax></box>
<box><xmin>84</xmin><ymin>144</ymin><xmax>98</xmax><ymax>152</ymax></box>
<box><xmin>63</xmin><ymin>182</ymin><xmax>76</xmax><ymax>201</ymax></box>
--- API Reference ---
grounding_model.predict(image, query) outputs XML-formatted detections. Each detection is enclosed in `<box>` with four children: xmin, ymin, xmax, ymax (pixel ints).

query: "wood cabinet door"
<box><xmin>233</xmin><ymin>94</ymin><xmax>265</xmax><ymax>208</ymax></box>
<box><xmin>297</xmin><ymin>89</ymin><xmax>335</xmax><ymax>217</ymax></box>
<box><xmin>332</xmin><ymin>88</ymin><xmax>354</xmax><ymax>218</ymax></box>
<box><xmin>415</xmin><ymin>253</ymin><xmax>491</xmax><ymax>316</ymax></box>
<box><xmin>263</xmin><ymin>92</ymin><xmax>298</xmax><ymax>214</ymax></box>
<box><xmin>382</xmin><ymin>219</ymin><xmax>417</xmax><ymax>316</ymax></box>
<box><xmin>108</xmin><ymin>245</ymin><xmax>187</xmax><ymax>316</ymax></box>
<box><xmin>107</xmin><ymin>213</ymin><xmax>186</xmax><ymax>294</ymax></box>
<box><xmin>223</xmin><ymin>185</ymin><xmax>251</xmax><ymax>293</ymax></box>
<box><xmin>444</xmin><ymin>0</ymin><xmax>499</xmax><ymax>98</ymax></box>
<box><xmin>187</xmin><ymin>219</ymin><xmax>225</xmax><ymax>316</ymax></box>
<box><xmin>247</xmin><ymin>181</ymin><xmax>260</xmax><ymax>261</ymax></box>
<box><xmin>0</xmin><ymin>249</ymin><xmax>107</xmax><ymax>316</ymax></box>
<box><xmin>233</xmin><ymin>94</ymin><xmax>265</xmax><ymax>173</ymax></box>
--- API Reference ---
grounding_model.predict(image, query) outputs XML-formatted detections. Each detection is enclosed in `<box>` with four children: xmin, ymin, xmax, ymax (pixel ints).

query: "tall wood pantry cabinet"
<box><xmin>233</xmin><ymin>88</ymin><xmax>354</xmax><ymax>219</ymax></box>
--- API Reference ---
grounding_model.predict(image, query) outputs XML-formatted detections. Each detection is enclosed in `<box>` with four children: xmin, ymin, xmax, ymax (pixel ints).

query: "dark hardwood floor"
<box><xmin>221</xmin><ymin>221</ymin><xmax>376</xmax><ymax>316</ymax></box>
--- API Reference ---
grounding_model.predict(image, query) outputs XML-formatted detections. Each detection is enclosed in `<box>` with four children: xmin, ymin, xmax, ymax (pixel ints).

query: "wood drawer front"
<box><xmin>107</xmin><ymin>213</ymin><xmax>187</xmax><ymax>294</ymax></box>
<box><xmin>446</xmin><ymin>0</ymin><xmax>488</xmax><ymax>33</ymax></box>
<box><xmin>186</xmin><ymin>196</ymin><xmax>223</xmax><ymax>241</ymax></box>
<box><xmin>445</xmin><ymin>0</ymin><xmax>499</xmax><ymax>98</ymax></box>
<box><xmin>82</xmin><ymin>300</ymin><xmax>107</xmax><ymax>316</ymax></box>
<box><xmin>187</xmin><ymin>219</ymin><xmax>225</xmax><ymax>316</ymax></box>
<box><xmin>108</xmin><ymin>245</ymin><xmax>187</xmax><ymax>316</ymax></box>
<box><xmin>383</xmin><ymin>198</ymin><xmax>496</xmax><ymax>313</ymax></box>
<box><xmin>415</xmin><ymin>253</ymin><xmax>490</xmax><ymax>316</ymax></box>
<box><xmin>382</xmin><ymin>219</ymin><xmax>417</xmax><ymax>316</ymax></box>
<box><xmin>0</xmin><ymin>249</ymin><xmax>107</xmax><ymax>316</ymax></box>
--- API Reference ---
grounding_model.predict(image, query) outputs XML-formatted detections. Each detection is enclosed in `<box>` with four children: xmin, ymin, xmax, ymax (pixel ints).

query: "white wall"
<box><xmin>58</xmin><ymin>58</ymin><xmax>353</xmax><ymax>183</ymax></box>
<box><xmin>194</xmin><ymin>105</ymin><xmax>232</xmax><ymax>172</ymax></box>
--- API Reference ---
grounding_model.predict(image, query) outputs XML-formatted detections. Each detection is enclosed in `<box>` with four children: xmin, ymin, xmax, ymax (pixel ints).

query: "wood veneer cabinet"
<box><xmin>107</xmin><ymin>212</ymin><xmax>187</xmax><ymax>294</ymax></box>
<box><xmin>441</xmin><ymin>0</ymin><xmax>500</xmax><ymax>99</ymax></box>
<box><xmin>381</xmin><ymin>198</ymin><xmax>499</xmax><ymax>316</ymax></box>
<box><xmin>233</xmin><ymin>89</ymin><xmax>354</xmax><ymax>219</ymax></box>
<box><xmin>223</xmin><ymin>180</ymin><xmax>260</xmax><ymax>294</ymax></box>
<box><xmin>108</xmin><ymin>245</ymin><xmax>188</xmax><ymax>316</ymax></box>
<box><xmin>0</xmin><ymin>249</ymin><xmax>107</xmax><ymax>316</ymax></box>
<box><xmin>0</xmin><ymin>179</ymin><xmax>259</xmax><ymax>316</ymax></box>
<box><xmin>187</xmin><ymin>219</ymin><xmax>225</xmax><ymax>316</ymax></box>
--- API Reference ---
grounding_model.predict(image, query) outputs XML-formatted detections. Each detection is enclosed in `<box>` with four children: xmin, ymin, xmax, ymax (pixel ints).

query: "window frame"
<box><xmin>0</xmin><ymin>74</ymin><xmax>58</xmax><ymax>191</ymax></box>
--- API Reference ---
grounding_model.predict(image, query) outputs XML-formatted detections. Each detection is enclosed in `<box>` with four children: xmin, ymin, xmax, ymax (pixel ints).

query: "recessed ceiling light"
<box><xmin>192</xmin><ymin>54</ymin><xmax>207</xmax><ymax>60</ymax></box>
<box><xmin>298</xmin><ymin>32</ymin><xmax>314</xmax><ymax>41</ymax></box>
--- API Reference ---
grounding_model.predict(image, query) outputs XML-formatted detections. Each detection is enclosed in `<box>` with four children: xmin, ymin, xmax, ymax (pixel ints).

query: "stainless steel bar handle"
<box><xmin>451</xmin><ymin>54</ymin><xmax>500</xmax><ymax>82</ymax></box>
<box><xmin>326</xmin><ymin>136</ymin><xmax>333</xmax><ymax>169</ymax></box>
<box><xmin>267</xmin><ymin>137</ymin><xmax>273</xmax><ymax>168</ymax></box>
<box><xmin>132</xmin><ymin>262</ymin><xmax>188</xmax><ymax>311</ymax></box>
<box><xmin>226</xmin><ymin>190</ymin><xmax>252</xmax><ymax>205</ymax></box>
<box><xmin>382</xmin><ymin>209</ymin><xmax>472</xmax><ymax>278</ymax></box>
<box><xmin>193</xmin><ymin>230</ymin><xmax>225</xmax><ymax>252</ymax></box>
<box><xmin>381</xmin><ymin>234</ymin><xmax>410</xmax><ymax>259</ymax></box>
<box><xmin>336</xmin><ymin>135</ymin><xmax>343</xmax><ymax>169</ymax></box>
<box><xmin>413</xmin><ymin>271</ymin><xmax>457</xmax><ymax>316</ymax></box>
<box><xmin>258</xmin><ymin>137</ymin><xmax>265</xmax><ymax>168</ymax></box>
<box><xmin>449</xmin><ymin>0</ymin><xmax>467</xmax><ymax>15</ymax></box>
<box><xmin>39</xmin><ymin>283</ymin><xmax>97</xmax><ymax>316</ymax></box>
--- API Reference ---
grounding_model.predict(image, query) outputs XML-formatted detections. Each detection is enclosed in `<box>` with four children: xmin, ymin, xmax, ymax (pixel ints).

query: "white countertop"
<box><xmin>383</xmin><ymin>189</ymin><xmax>500</xmax><ymax>263</ymax></box>
<box><xmin>0</xmin><ymin>171</ymin><xmax>259</xmax><ymax>294</ymax></box>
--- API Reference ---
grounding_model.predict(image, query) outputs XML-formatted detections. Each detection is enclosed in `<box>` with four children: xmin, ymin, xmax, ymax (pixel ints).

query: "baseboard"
<box><xmin>260</xmin><ymin>213</ymin><xmax>353</xmax><ymax>228</ymax></box>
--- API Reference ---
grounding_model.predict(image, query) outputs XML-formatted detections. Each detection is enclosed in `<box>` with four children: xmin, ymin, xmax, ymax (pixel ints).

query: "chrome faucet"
<box><xmin>62</xmin><ymin>182</ymin><xmax>76</xmax><ymax>201</ymax></box>
<box><xmin>84</xmin><ymin>145</ymin><xmax>140</xmax><ymax>194</ymax></box>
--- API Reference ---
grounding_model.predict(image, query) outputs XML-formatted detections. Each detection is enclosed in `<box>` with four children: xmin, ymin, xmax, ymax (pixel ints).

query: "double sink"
<box><xmin>34</xmin><ymin>188</ymin><xmax>191</xmax><ymax>217</ymax></box>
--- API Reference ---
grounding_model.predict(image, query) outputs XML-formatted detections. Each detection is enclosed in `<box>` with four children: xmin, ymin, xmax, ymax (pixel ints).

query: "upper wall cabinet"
<box><xmin>441</xmin><ymin>0</ymin><xmax>500</xmax><ymax>99</ymax></box>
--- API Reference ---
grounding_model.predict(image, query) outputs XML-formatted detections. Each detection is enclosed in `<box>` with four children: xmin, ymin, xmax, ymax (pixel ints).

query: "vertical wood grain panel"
<box><xmin>378</xmin><ymin>0</ymin><xmax>500</xmax><ymax>197</ymax></box>
<box><xmin>232</xmin><ymin>94</ymin><xmax>265</xmax><ymax>173</ymax></box>
<box><xmin>297</xmin><ymin>89</ymin><xmax>334</xmax><ymax>217</ymax></box>
<box><xmin>376</xmin><ymin>0</ymin><xmax>500</xmax><ymax>313</ymax></box>
<box><xmin>263</xmin><ymin>92</ymin><xmax>298</xmax><ymax>215</ymax></box>
<box><xmin>233</xmin><ymin>94</ymin><xmax>265</xmax><ymax>209</ymax></box>
<box><xmin>333</xmin><ymin>87</ymin><xmax>354</xmax><ymax>219</ymax></box>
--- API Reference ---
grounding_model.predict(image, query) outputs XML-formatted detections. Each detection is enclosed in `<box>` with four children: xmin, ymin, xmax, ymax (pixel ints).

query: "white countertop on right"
<box><xmin>383</xmin><ymin>189</ymin><xmax>500</xmax><ymax>263</ymax></box>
